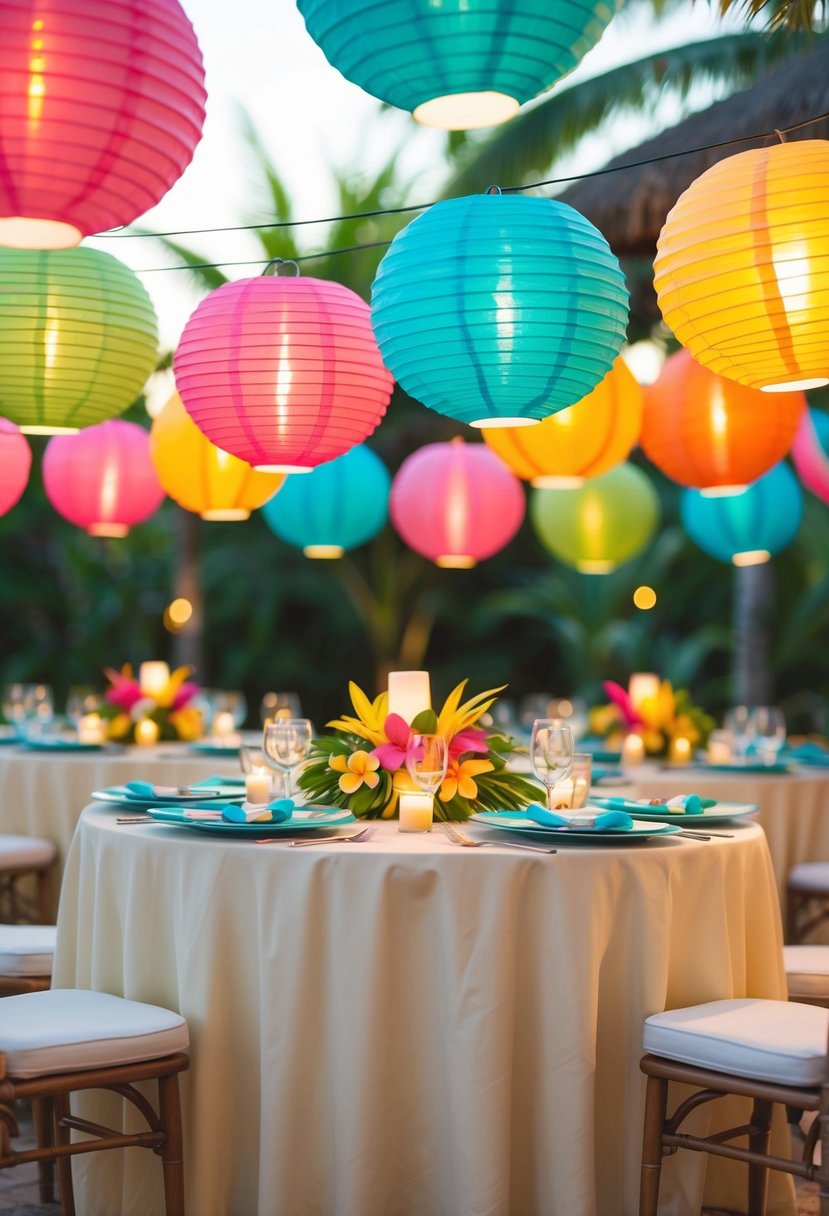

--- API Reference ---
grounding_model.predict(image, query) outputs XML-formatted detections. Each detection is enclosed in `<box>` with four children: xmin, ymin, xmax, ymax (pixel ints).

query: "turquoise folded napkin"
<box><xmin>526</xmin><ymin>803</ymin><xmax>633</xmax><ymax>831</ymax></box>
<box><xmin>784</xmin><ymin>742</ymin><xmax>829</xmax><ymax>767</ymax></box>
<box><xmin>592</xmin><ymin>794</ymin><xmax>714</xmax><ymax>816</ymax></box>
<box><xmin>222</xmin><ymin>798</ymin><xmax>294</xmax><ymax>824</ymax></box>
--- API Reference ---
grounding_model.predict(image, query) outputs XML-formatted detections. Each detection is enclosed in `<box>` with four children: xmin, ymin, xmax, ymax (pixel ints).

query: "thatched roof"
<box><xmin>559</xmin><ymin>44</ymin><xmax>829</xmax><ymax>257</ymax></box>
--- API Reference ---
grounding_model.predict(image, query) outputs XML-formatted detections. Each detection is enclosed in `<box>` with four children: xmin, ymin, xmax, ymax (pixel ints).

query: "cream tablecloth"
<box><xmin>53</xmin><ymin>809</ymin><xmax>792</xmax><ymax>1216</ymax></box>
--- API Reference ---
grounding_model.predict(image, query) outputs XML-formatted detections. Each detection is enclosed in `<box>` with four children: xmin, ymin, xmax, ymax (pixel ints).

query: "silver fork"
<box><xmin>439</xmin><ymin>822</ymin><xmax>556</xmax><ymax>855</ymax></box>
<box><xmin>259</xmin><ymin>824</ymin><xmax>380</xmax><ymax>847</ymax></box>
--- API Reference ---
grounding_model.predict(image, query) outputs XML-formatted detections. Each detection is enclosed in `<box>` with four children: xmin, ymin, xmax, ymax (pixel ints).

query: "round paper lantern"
<box><xmin>483</xmin><ymin>356</ymin><xmax>642</xmax><ymax>487</ymax></box>
<box><xmin>390</xmin><ymin>439</ymin><xmax>524</xmax><ymax>568</ymax></box>
<box><xmin>0</xmin><ymin>0</ymin><xmax>206</xmax><ymax>250</ymax></box>
<box><xmin>0</xmin><ymin>247</ymin><xmax>158</xmax><ymax>434</ymax></box>
<box><xmin>655</xmin><ymin>140</ymin><xmax>829</xmax><ymax>394</ymax></box>
<box><xmin>681</xmin><ymin>462</ymin><xmax>803</xmax><ymax>566</ymax></box>
<box><xmin>149</xmin><ymin>393</ymin><xmax>284</xmax><ymax>521</ymax></box>
<box><xmin>791</xmin><ymin>408</ymin><xmax>829</xmax><ymax>504</ymax></box>
<box><xmin>0</xmin><ymin>418</ymin><xmax>31</xmax><ymax>516</ymax></box>
<box><xmin>175</xmin><ymin>274</ymin><xmax>394</xmax><ymax>472</ymax></box>
<box><xmin>43</xmin><ymin>420</ymin><xmax>165</xmax><ymax>537</ymax></box>
<box><xmin>530</xmin><ymin>463</ymin><xmax>659</xmax><ymax>574</ymax></box>
<box><xmin>641</xmin><ymin>349</ymin><xmax>806</xmax><ymax>493</ymax></box>
<box><xmin>371</xmin><ymin>193</ymin><xmax>628</xmax><ymax>427</ymax></box>
<box><xmin>297</xmin><ymin>0</ymin><xmax>619</xmax><ymax>131</ymax></box>
<box><xmin>261</xmin><ymin>444</ymin><xmax>390</xmax><ymax>558</ymax></box>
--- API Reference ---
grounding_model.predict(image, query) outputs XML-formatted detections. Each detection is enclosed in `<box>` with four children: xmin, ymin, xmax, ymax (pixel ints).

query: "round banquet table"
<box><xmin>0</xmin><ymin>743</ymin><xmax>241</xmax><ymax>916</ymax></box>
<box><xmin>53</xmin><ymin>807</ymin><xmax>793</xmax><ymax>1216</ymax></box>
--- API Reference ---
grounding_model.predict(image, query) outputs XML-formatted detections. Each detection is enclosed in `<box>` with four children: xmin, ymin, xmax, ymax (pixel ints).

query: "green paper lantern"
<box><xmin>531</xmin><ymin>463</ymin><xmax>659</xmax><ymax>573</ymax></box>
<box><xmin>0</xmin><ymin>247</ymin><xmax>158</xmax><ymax>434</ymax></box>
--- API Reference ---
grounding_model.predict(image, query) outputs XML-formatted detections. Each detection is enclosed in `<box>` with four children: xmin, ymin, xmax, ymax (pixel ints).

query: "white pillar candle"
<box><xmin>387</xmin><ymin>671</ymin><xmax>431</xmax><ymax>724</ymax></box>
<box><xmin>627</xmin><ymin>673</ymin><xmax>660</xmax><ymax>713</ymax></box>
<box><xmin>670</xmin><ymin>736</ymin><xmax>692</xmax><ymax>765</ymax></box>
<box><xmin>707</xmin><ymin>732</ymin><xmax>733</xmax><ymax>764</ymax></box>
<box><xmin>213</xmin><ymin>711</ymin><xmax>235</xmax><ymax>739</ymax></box>
<box><xmin>398</xmin><ymin>792</ymin><xmax>434</xmax><ymax>832</ymax></box>
<box><xmin>77</xmin><ymin>712</ymin><xmax>105</xmax><ymax>744</ymax></box>
<box><xmin>139</xmin><ymin>662</ymin><xmax>170</xmax><ymax>699</ymax></box>
<box><xmin>245</xmin><ymin>768</ymin><xmax>271</xmax><ymax>805</ymax></box>
<box><xmin>622</xmin><ymin>733</ymin><xmax>645</xmax><ymax>768</ymax></box>
<box><xmin>134</xmin><ymin>718</ymin><xmax>159</xmax><ymax>748</ymax></box>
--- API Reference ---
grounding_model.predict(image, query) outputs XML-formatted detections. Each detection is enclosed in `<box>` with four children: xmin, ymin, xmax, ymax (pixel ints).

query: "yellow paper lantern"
<box><xmin>483</xmin><ymin>357</ymin><xmax>642</xmax><ymax>487</ymax></box>
<box><xmin>149</xmin><ymin>394</ymin><xmax>284</xmax><ymax>521</ymax></box>
<box><xmin>655</xmin><ymin>140</ymin><xmax>829</xmax><ymax>393</ymax></box>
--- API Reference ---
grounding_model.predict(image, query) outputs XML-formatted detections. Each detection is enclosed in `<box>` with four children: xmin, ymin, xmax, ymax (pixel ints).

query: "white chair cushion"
<box><xmin>0</xmin><ymin>925</ymin><xmax>56</xmax><ymax>976</ymax></box>
<box><xmin>784</xmin><ymin>945</ymin><xmax>829</xmax><ymax>998</ymax></box>
<box><xmin>789</xmin><ymin>862</ymin><xmax>829</xmax><ymax>892</ymax></box>
<box><xmin>0</xmin><ymin>834</ymin><xmax>55</xmax><ymax>868</ymax></box>
<box><xmin>0</xmin><ymin>989</ymin><xmax>189</xmax><ymax>1078</ymax></box>
<box><xmin>643</xmin><ymin>998</ymin><xmax>829</xmax><ymax>1087</ymax></box>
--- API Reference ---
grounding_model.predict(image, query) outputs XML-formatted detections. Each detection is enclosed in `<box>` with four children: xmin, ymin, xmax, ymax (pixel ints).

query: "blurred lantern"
<box><xmin>390</xmin><ymin>438</ymin><xmax>524</xmax><ymax>568</ymax></box>
<box><xmin>641</xmin><ymin>349</ymin><xmax>806</xmax><ymax>493</ymax></box>
<box><xmin>0</xmin><ymin>0</ymin><xmax>206</xmax><ymax>250</ymax></box>
<box><xmin>0</xmin><ymin>247</ymin><xmax>158</xmax><ymax>434</ymax></box>
<box><xmin>0</xmin><ymin>419</ymin><xmax>31</xmax><ymax>515</ymax></box>
<box><xmin>531</xmin><ymin>463</ymin><xmax>659</xmax><ymax>574</ymax></box>
<box><xmin>483</xmin><ymin>357</ymin><xmax>642</xmax><ymax>487</ymax></box>
<box><xmin>655</xmin><ymin>141</ymin><xmax>829</xmax><ymax>394</ymax></box>
<box><xmin>297</xmin><ymin>0</ymin><xmax>619</xmax><ymax>131</ymax></box>
<box><xmin>175</xmin><ymin>267</ymin><xmax>394</xmax><ymax>472</ymax></box>
<box><xmin>681</xmin><ymin>462</ymin><xmax>803</xmax><ymax>566</ymax></box>
<box><xmin>150</xmin><ymin>393</ymin><xmax>284</xmax><ymax>521</ymax></box>
<box><xmin>371</xmin><ymin>192</ymin><xmax>628</xmax><ymax>427</ymax></box>
<box><xmin>791</xmin><ymin>408</ymin><xmax>829</xmax><ymax>504</ymax></box>
<box><xmin>261</xmin><ymin>444</ymin><xmax>390</xmax><ymax>558</ymax></box>
<box><xmin>43</xmin><ymin>420</ymin><xmax>165</xmax><ymax>537</ymax></box>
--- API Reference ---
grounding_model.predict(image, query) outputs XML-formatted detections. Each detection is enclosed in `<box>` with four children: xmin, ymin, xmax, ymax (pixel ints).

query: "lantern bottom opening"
<box><xmin>20</xmin><ymin>425</ymin><xmax>80</xmax><ymax>436</ymax></box>
<box><xmin>304</xmin><ymin>544</ymin><xmax>345</xmax><ymax>559</ymax></box>
<box><xmin>201</xmin><ymin>509</ymin><xmax>251</xmax><ymax>521</ymax></box>
<box><xmin>699</xmin><ymin>484</ymin><xmax>746</xmax><ymax>498</ymax></box>
<box><xmin>761</xmin><ymin>377</ymin><xmax>829</xmax><ymax>393</ymax></box>
<box><xmin>732</xmin><ymin>549</ymin><xmax>771</xmax><ymax>567</ymax></box>
<box><xmin>0</xmin><ymin>216</ymin><xmax>82</xmax><ymax>250</ymax></box>
<box><xmin>253</xmin><ymin>463</ymin><xmax>313</xmax><ymax>474</ymax></box>
<box><xmin>577</xmin><ymin>560</ymin><xmax>615</xmax><ymax>574</ymax></box>
<box><xmin>413</xmin><ymin>90</ymin><xmax>519</xmax><ymax>131</ymax></box>
<box><xmin>436</xmin><ymin>554</ymin><xmax>476</xmax><ymax>569</ymax></box>
<box><xmin>532</xmin><ymin>475</ymin><xmax>585</xmax><ymax>490</ymax></box>
<box><xmin>470</xmin><ymin>416</ymin><xmax>539</xmax><ymax>429</ymax></box>
<box><xmin>88</xmin><ymin>523</ymin><xmax>129</xmax><ymax>539</ymax></box>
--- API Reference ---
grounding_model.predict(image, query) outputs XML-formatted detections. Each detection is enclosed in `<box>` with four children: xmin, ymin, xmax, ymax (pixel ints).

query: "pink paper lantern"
<box><xmin>174</xmin><ymin>275</ymin><xmax>394</xmax><ymax>472</ymax></box>
<box><xmin>0</xmin><ymin>0</ymin><xmax>206</xmax><ymax>249</ymax></box>
<box><xmin>0</xmin><ymin>418</ymin><xmax>32</xmax><ymax>516</ymax></box>
<box><xmin>43</xmin><ymin>419</ymin><xmax>165</xmax><ymax>537</ymax></box>
<box><xmin>390</xmin><ymin>438</ymin><xmax>525</xmax><ymax>568</ymax></box>
<box><xmin>792</xmin><ymin>409</ymin><xmax>829</xmax><ymax>504</ymax></box>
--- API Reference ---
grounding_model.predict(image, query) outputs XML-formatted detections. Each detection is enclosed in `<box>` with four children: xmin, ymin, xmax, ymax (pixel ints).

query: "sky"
<box><xmin>87</xmin><ymin>0</ymin><xmax>744</xmax><ymax>350</ymax></box>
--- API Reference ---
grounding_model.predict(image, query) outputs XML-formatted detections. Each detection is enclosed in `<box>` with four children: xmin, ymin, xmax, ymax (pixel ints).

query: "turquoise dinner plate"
<box><xmin>23</xmin><ymin>737</ymin><xmax>105</xmax><ymax>751</ymax></box>
<box><xmin>589</xmin><ymin>800</ymin><xmax>758</xmax><ymax>826</ymax></box>
<box><xmin>91</xmin><ymin>785</ymin><xmax>244</xmax><ymax>809</ymax></box>
<box><xmin>188</xmin><ymin>741</ymin><xmax>244</xmax><ymax>756</ymax></box>
<box><xmin>692</xmin><ymin>761</ymin><xmax>791</xmax><ymax>775</ymax></box>
<box><xmin>154</xmin><ymin>807</ymin><xmax>357</xmax><ymax>836</ymax></box>
<box><xmin>469</xmin><ymin>810</ymin><xmax>681</xmax><ymax>844</ymax></box>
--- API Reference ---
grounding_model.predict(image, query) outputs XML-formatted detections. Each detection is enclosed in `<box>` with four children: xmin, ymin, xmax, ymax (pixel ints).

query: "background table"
<box><xmin>54</xmin><ymin>808</ymin><xmax>791</xmax><ymax>1216</ymax></box>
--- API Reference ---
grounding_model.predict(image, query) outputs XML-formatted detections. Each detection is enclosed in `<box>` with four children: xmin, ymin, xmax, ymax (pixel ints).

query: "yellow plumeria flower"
<box><xmin>326</xmin><ymin>682</ymin><xmax>389</xmax><ymax>746</ymax></box>
<box><xmin>168</xmin><ymin>706</ymin><xmax>203</xmax><ymax>742</ymax></box>
<box><xmin>439</xmin><ymin>757</ymin><xmax>494</xmax><ymax>802</ymax></box>
<box><xmin>154</xmin><ymin>665</ymin><xmax>194</xmax><ymax>710</ymax></box>
<box><xmin>329</xmin><ymin>749</ymin><xmax>381</xmax><ymax>795</ymax></box>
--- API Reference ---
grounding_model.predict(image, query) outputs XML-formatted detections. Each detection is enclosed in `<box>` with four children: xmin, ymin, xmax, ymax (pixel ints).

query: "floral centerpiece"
<box><xmin>102</xmin><ymin>664</ymin><xmax>203</xmax><ymax>742</ymax></box>
<box><xmin>299</xmin><ymin>680</ymin><xmax>540</xmax><ymax>821</ymax></box>
<box><xmin>589</xmin><ymin>678</ymin><xmax>715</xmax><ymax>758</ymax></box>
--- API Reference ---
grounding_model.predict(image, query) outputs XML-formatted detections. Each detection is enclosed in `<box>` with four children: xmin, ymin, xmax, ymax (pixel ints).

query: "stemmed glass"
<box><xmin>748</xmin><ymin>706</ymin><xmax>787</xmax><ymax>765</ymax></box>
<box><xmin>723</xmin><ymin>705</ymin><xmax>752</xmax><ymax>761</ymax></box>
<box><xmin>66</xmin><ymin>686</ymin><xmax>101</xmax><ymax>727</ymax></box>
<box><xmin>404</xmin><ymin>733</ymin><xmax>448</xmax><ymax>831</ymax></box>
<box><xmin>263</xmin><ymin>719</ymin><xmax>313</xmax><ymax>798</ymax></box>
<box><xmin>530</xmin><ymin>720</ymin><xmax>575</xmax><ymax>812</ymax></box>
<box><xmin>18</xmin><ymin>684</ymin><xmax>54</xmax><ymax>738</ymax></box>
<box><xmin>261</xmin><ymin>691</ymin><xmax>302</xmax><ymax>726</ymax></box>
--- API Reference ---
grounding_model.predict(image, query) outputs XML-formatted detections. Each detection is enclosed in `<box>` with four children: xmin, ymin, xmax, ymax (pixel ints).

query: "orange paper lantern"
<box><xmin>641</xmin><ymin>349</ymin><xmax>806</xmax><ymax>492</ymax></box>
<box><xmin>483</xmin><ymin>357</ymin><xmax>642</xmax><ymax>487</ymax></box>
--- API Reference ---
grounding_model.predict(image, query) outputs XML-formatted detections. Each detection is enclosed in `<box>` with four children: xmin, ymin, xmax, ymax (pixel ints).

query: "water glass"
<box><xmin>261</xmin><ymin>691</ymin><xmax>302</xmax><ymax>725</ymax></box>
<box><xmin>748</xmin><ymin>706</ymin><xmax>786</xmax><ymax>764</ymax></box>
<box><xmin>213</xmin><ymin>690</ymin><xmax>247</xmax><ymax>729</ymax></box>
<box><xmin>548</xmin><ymin>753</ymin><xmax>592</xmax><ymax>821</ymax></box>
<box><xmin>402</xmin><ymin>734</ymin><xmax>448</xmax><ymax>832</ymax></box>
<box><xmin>239</xmin><ymin>744</ymin><xmax>267</xmax><ymax>775</ymax></box>
<box><xmin>19</xmin><ymin>684</ymin><xmax>54</xmax><ymax>737</ymax></box>
<box><xmin>66</xmin><ymin>686</ymin><xmax>102</xmax><ymax>726</ymax></box>
<box><xmin>263</xmin><ymin>718</ymin><xmax>313</xmax><ymax>797</ymax></box>
<box><xmin>530</xmin><ymin>719</ymin><xmax>575</xmax><ymax>810</ymax></box>
<box><xmin>2</xmin><ymin>684</ymin><xmax>30</xmax><ymax>732</ymax></box>
<box><xmin>723</xmin><ymin>705</ymin><xmax>752</xmax><ymax>759</ymax></box>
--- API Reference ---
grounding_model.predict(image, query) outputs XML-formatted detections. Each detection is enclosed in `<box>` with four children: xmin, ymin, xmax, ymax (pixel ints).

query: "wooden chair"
<box><xmin>639</xmin><ymin>997</ymin><xmax>829</xmax><ymax>1215</ymax></box>
<box><xmin>787</xmin><ymin>862</ymin><xmax>829</xmax><ymax>943</ymax></box>
<box><xmin>0</xmin><ymin>988</ymin><xmax>189</xmax><ymax>1215</ymax></box>
<box><xmin>0</xmin><ymin>835</ymin><xmax>56</xmax><ymax>925</ymax></box>
<box><xmin>784</xmin><ymin>945</ymin><xmax>829</xmax><ymax>1009</ymax></box>
<box><xmin>0</xmin><ymin>924</ymin><xmax>55</xmax><ymax>995</ymax></box>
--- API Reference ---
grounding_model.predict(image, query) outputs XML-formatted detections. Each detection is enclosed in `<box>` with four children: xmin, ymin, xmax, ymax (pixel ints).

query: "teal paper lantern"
<box><xmin>371</xmin><ymin>193</ymin><xmax>628</xmax><ymax>428</ymax></box>
<box><xmin>261</xmin><ymin>444</ymin><xmax>390</xmax><ymax>558</ymax></box>
<box><xmin>297</xmin><ymin>0</ymin><xmax>620</xmax><ymax>130</ymax></box>
<box><xmin>681</xmin><ymin>462</ymin><xmax>803</xmax><ymax>566</ymax></box>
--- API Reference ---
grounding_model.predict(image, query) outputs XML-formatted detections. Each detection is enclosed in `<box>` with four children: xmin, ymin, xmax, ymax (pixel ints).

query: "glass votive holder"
<box><xmin>239</xmin><ymin>745</ymin><xmax>267</xmax><ymax>775</ymax></box>
<box><xmin>549</xmin><ymin>753</ymin><xmax>592</xmax><ymax>814</ymax></box>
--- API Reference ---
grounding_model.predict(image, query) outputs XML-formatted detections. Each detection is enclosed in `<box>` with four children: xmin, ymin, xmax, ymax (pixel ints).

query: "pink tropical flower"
<box><xmin>172</xmin><ymin>682</ymin><xmax>199</xmax><ymax>710</ymax></box>
<box><xmin>603</xmin><ymin>680</ymin><xmax>642</xmax><ymax>728</ymax></box>
<box><xmin>373</xmin><ymin>713</ymin><xmax>423</xmax><ymax>773</ymax></box>
<box><xmin>103</xmin><ymin>665</ymin><xmax>144</xmax><ymax>711</ymax></box>
<box><xmin>449</xmin><ymin>727</ymin><xmax>488</xmax><ymax>756</ymax></box>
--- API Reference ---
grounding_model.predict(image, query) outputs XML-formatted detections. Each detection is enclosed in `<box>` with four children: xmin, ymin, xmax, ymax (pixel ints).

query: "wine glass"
<box><xmin>263</xmin><ymin>719</ymin><xmax>313</xmax><ymax>798</ymax></box>
<box><xmin>66</xmin><ymin>686</ymin><xmax>101</xmax><ymax>727</ymax></box>
<box><xmin>213</xmin><ymin>690</ymin><xmax>247</xmax><ymax>729</ymax></box>
<box><xmin>404</xmin><ymin>733</ymin><xmax>448</xmax><ymax>831</ymax></box>
<box><xmin>2</xmin><ymin>684</ymin><xmax>30</xmax><ymax>734</ymax></box>
<box><xmin>261</xmin><ymin>691</ymin><xmax>302</xmax><ymax>726</ymax></box>
<box><xmin>530</xmin><ymin>719</ymin><xmax>575</xmax><ymax>811</ymax></box>
<box><xmin>21</xmin><ymin>684</ymin><xmax>54</xmax><ymax>738</ymax></box>
<box><xmin>239</xmin><ymin>744</ymin><xmax>267</xmax><ymax>775</ymax></box>
<box><xmin>723</xmin><ymin>705</ymin><xmax>752</xmax><ymax>761</ymax></box>
<box><xmin>748</xmin><ymin>706</ymin><xmax>787</xmax><ymax>765</ymax></box>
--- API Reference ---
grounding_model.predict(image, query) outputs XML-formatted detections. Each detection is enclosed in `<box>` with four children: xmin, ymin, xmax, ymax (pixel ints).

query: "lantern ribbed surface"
<box><xmin>297</xmin><ymin>0</ymin><xmax>619</xmax><ymax>130</ymax></box>
<box><xmin>483</xmin><ymin>356</ymin><xmax>641</xmax><ymax>486</ymax></box>
<box><xmin>390</xmin><ymin>439</ymin><xmax>525</xmax><ymax>568</ymax></box>
<box><xmin>0</xmin><ymin>418</ymin><xmax>31</xmax><ymax>516</ymax></box>
<box><xmin>0</xmin><ymin>247</ymin><xmax>158</xmax><ymax>433</ymax></box>
<box><xmin>642</xmin><ymin>348</ymin><xmax>806</xmax><ymax>492</ymax></box>
<box><xmin>792</xmin><ymin>408</ymin><xmax>829</xmax><ymax>505</ymax></box>
<box><xmin>530</xmin><ymin>463</ymin><xmax>659</xmax><ymax>574</ymax></box>
<box><xmin>681</xmin><ymin>462</ymin><xmax>803</xmax><ymax>566</ymax></box>
<box><xmin>371</xmin><ymin>193</ymin><xmax>629</xmax><ymax>427</ymax></box>
<box><xmin>261</xmin><ymin>444</ymin><xmax>390</xmax><ymax>558</ymax></box>
<box><xmin>150</xmin><ymin>393</ymin><xmax>284</xmax><ymax>521</ymax></box>
<box><xmin>0</xmin><ymin>0</ymin><xmax>206</xmax><ymax>249</ymax></box>
<box><xmin>655</xmin><ymin>141</ymin><xmax>829</xmax><ymax>394</ymax></box>
<box><xmin>175</xmin><ymin>276</ymin><xmax>394</xmax><ymax>473</ymax></box>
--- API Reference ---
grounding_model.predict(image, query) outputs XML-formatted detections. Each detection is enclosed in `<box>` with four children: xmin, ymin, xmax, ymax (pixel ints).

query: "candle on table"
<box><xmin>627</xmin><ymin>673</ymin><xmax>660</xmax><ymax>713</ymax></box>
<box><xmin>245</xmin><ymin>767</ymin><xmax>271</xmax><ymax>805</ymax></box>
<box><xmin>213</xmin><ymin>711</ymin><xmax>235</xmax><ymax>739</ymax></box>
<box><xmin>387</xmin><ymin>671</ymin><xmax>431</xmax><ymax>724</ymax></box>
<box><xmin>139</xmin><ymin>661</ymin><xmax>170</xmax><ymax>699</ymax></box>
<box><xmin>398</xmin><ymin>792</ymin><xmax>434</xmax><ymax>832</ymax></box>
<box><xmin>549</xmin><ymin>778</ymin><xmax>574</xmax><ymax>810</ymax></box>
<box><xmin>707</xmin><ymin>732</ymin><xmax>733</xmax><ymax>764</ymax></box>
<box><xmin>77</xmin><ymin>712</ymin><xmax>105</xmax><ymax>744</ymax></box>
<box><xmin>135</xmin><ymin>718</ymin><xmax>159</xmax><ymax>747</ymax></box>
<box><xmin>622</xmin><ymin>733</ymin><xmax>645</xmax><ymax>768</ymax></box>
<box><xmin>670</xmin><ymin>736</ymin><xmax>692</xmax><ymax>765</ymax></box>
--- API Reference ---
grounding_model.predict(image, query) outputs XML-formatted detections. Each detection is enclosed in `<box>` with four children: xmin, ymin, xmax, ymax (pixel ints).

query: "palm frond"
<box><xmin>718</xmin><ymin>0</ymin><xmax>826</xmax><ymax>30</ymax></box>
